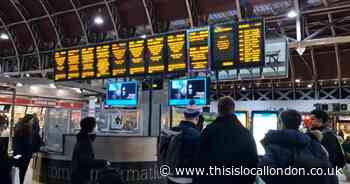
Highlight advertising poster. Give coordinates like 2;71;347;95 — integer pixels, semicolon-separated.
110;109;139;132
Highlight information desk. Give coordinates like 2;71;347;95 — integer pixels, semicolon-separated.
33;135;164;184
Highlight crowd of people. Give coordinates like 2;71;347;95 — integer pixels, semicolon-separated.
161;96;347;184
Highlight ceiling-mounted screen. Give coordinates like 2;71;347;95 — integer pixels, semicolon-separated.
128;39;146;75
167;32;187;73
146;35;166;74
212;23;237;70
95;44;111;78
234;111;248;128
169;77;209;106
105;81;138;107
54;51;67;81
187;27;210;72
111;42;128;77
252;111;278;155
80;47;95;79
67;49;80;80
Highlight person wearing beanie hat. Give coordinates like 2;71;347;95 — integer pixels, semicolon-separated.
309;110;345;170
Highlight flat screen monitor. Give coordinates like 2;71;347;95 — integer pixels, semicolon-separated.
252;111;278;155
169;77;209;106
234;111;248;128
105;81;138;107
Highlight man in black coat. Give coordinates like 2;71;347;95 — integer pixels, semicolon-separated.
71;117;107;184
198;96;258;184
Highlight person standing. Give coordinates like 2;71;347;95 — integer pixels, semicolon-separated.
310;110;345;169
71;117;107;184
13;114;35;184
198;96;258;184
0;115;10;184
259;110;333;184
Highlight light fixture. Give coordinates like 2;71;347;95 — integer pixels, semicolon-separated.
94;16;104;25
25;73;30;77
4;74;9;78
49;83;56;88
307;84;313;88
140;34;147;39
295;79;301;83
287;10;298;18
73;88;81;93
16;82;23;87
241;87;246;91
30;86;39;93
0;33;9;40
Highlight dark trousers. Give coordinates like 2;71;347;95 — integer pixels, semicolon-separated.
18;158;30;184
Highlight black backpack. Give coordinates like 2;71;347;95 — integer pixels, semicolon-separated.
97;167;125;184
288;145;334;184
159;129;184;171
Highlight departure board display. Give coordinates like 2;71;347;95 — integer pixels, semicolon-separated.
187;27;210;72
54;51;67;81
128;39;146;75
96;44;111;78
238;20;265;67
80;47;95;79
212;24;237;70
167;32;186;73
111;42;128;76
146;36;165;74
67;49;80;80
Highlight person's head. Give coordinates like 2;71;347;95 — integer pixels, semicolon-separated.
14;114;34;137
183;108;200;124
310;110;330;129
0;115;8;131
218;96;235;116
279;109;302;130
80;117;96;133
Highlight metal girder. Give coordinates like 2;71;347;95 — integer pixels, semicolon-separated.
185;0;194;28
103;0;119;40
294;0;302;42
305;18;318;81
289;35;350;48
68;0;89;44
8;0;41;71
142;0;154;35
37;0;62;48
0;17;20;72
235;0;242;20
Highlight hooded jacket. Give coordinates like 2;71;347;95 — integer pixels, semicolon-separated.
259;129;333;184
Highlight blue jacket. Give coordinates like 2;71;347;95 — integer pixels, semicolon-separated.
259;129;332;184
172;120;201;169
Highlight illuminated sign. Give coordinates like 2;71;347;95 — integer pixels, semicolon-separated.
212;24;237;70
80;47;95;79
95;44;111;78
54;51;67;81
67;49;80;80
167;32;186;73
187;27;210;72
111;42;128;76
128;39;145;75
238;20;265;67
146;36;165;74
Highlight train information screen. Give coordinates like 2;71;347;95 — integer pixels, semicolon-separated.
111;42;128;76
146;36;165;74
80;47;95;79
167;32;186;73
212;24;236;70
67;49;80;80
128;39;146;75
238;20;264;66
187;27;210;72
54;51;67;81
96;44;111;78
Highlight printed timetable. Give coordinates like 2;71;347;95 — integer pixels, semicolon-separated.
111;42;128;76
212;24;236;70
54;51;67;81
146;36;165;74
167;32;186;73
80;47;95;79
128;39;146;75
67;49;80;80
96;44;111;78
187;27;210;71
238;21;264;66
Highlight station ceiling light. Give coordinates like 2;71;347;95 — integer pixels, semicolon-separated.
307;84;313;88
287;10;298;18
49;83;56;88
25;73;30;77
94;16;104;25
140;34;147;39
295;79;301;83
16;82;23;87
73;88;82;94
0;33;9;40
241;87;246;91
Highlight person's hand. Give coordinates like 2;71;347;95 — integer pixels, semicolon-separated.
106;161;111;167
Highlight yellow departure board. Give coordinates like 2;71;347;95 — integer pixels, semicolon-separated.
128;39;145;75
111;42;127;76
67;49;80;79
213;24;237;70
167;32;186;72
54;51;67;81
187;27;210;71
96;44;111;78
80;47;95;79
238;21;264;66
146;36;165;74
